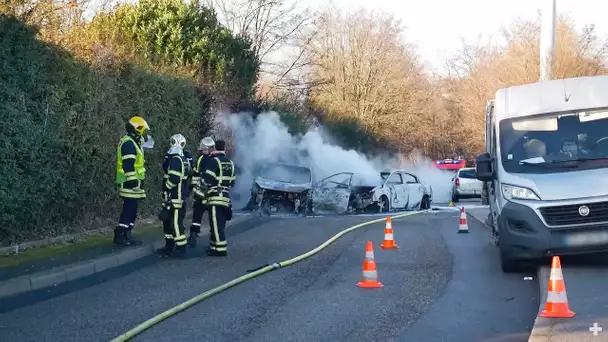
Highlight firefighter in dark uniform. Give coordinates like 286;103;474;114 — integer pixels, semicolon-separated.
163;145;194;204
200;140;235;256
188;137;215;248
114;116;150;246
157;134;190;257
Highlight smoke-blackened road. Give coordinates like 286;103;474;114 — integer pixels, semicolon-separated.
0;212;538;341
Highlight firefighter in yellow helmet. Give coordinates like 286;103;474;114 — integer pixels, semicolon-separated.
114;116;150;246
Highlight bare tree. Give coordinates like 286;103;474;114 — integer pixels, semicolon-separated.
202;0;314;89
442;14;608;155
1;0;94;40
301;5;441;153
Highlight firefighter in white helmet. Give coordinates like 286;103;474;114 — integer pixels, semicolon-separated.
157;134;189;258
188;137;215;247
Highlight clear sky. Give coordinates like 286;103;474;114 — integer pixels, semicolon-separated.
305;0;608;73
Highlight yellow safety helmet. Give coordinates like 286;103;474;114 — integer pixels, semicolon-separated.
128;116;150;136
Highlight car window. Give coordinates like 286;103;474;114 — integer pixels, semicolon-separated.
401;173;416;183
458;169;476;179
386;173;403;184
321;173;351;189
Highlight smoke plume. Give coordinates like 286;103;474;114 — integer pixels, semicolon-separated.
220;112;454;209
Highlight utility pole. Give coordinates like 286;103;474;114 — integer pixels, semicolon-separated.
539;0;556;81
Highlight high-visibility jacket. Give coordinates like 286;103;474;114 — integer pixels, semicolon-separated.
200;153;236;207
116;135;146;199
163;154;188;208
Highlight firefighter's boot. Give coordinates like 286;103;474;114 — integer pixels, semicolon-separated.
174;245;188;259
113;228;130;246
206;248;227;257
187;233;198;248
124;229;142;246
156;238;175;258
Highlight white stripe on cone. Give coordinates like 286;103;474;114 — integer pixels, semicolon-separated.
547;291;568;303
362;270;378;280
549;268;564;280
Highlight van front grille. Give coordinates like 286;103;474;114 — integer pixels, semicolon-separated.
540;201;608;226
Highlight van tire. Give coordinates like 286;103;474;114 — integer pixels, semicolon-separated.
452;193;459;203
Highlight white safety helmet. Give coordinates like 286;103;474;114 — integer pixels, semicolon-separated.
167;133;186;156
199;136;215;150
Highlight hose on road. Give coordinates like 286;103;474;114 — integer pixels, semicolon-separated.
110;210;427;342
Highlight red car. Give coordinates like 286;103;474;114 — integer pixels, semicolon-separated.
433;159;466;172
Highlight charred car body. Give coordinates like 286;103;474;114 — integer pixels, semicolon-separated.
244;163;313;215
312;170;433;214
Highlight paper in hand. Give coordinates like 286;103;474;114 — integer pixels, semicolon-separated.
142;135;155;149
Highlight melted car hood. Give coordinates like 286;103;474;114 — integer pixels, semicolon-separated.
255;177;312;193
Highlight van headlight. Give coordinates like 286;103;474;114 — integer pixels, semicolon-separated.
501;184;540;201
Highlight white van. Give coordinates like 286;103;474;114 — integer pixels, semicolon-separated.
475;75;608;273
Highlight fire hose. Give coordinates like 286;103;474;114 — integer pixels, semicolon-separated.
110;210;427;341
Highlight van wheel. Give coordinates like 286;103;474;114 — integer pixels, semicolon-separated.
452;194;459;203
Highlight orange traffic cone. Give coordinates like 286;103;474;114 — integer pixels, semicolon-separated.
364;240;375;261
540;256;575;318
380;217;399;249
357;241;384;288
458;207;469;233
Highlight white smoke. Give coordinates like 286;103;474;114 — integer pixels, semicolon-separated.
221;111;454;208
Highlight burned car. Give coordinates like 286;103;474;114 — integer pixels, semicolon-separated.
244;163;313;215
311;170;433;214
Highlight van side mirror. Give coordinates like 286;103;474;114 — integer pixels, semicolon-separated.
475;152;494;182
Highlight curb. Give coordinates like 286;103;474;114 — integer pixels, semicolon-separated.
528;266;552;341
0;217;157;257
0;240;165;299
0;215;252;300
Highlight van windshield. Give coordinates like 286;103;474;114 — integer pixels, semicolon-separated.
499;109;608;173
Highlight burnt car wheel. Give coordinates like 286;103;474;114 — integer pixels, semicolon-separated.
259;200;272;216
420;195;431;210
378;195;389;213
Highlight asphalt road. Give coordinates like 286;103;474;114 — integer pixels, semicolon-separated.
0;207;539;342
467;203;608;341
